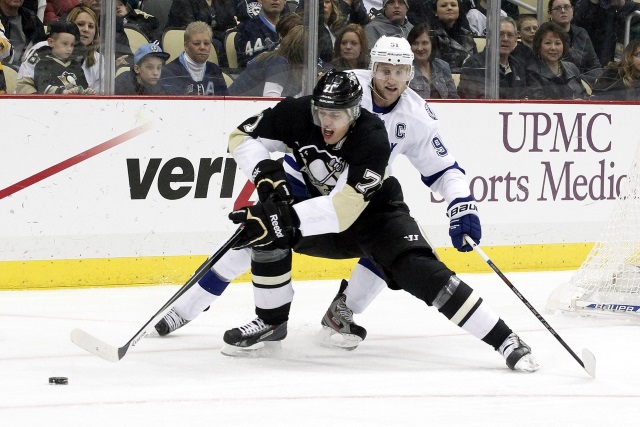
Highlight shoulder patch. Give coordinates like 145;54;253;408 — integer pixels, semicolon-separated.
28;53;40;65
424;102;437;120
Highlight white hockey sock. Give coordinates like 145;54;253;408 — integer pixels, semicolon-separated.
174;284;219;321
344;261;386;314
457;300;500;341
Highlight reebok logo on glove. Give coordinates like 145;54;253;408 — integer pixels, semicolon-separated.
270;214;284;238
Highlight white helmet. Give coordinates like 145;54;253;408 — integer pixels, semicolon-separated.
369;36;414;81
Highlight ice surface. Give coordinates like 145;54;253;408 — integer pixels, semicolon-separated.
1;271;638;426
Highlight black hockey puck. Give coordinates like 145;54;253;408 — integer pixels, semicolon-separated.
48;377;68;385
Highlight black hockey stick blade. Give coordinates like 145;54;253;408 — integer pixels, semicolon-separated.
463;235;596;378
71;225;245;362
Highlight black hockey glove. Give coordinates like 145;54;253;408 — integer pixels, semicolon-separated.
447;196;481;252
228;201;297;249
252;159;294;204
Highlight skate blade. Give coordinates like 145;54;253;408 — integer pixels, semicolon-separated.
513;353;541;373
220;341;282;358
317;326;362;351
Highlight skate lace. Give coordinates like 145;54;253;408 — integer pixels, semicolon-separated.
498;333;519;359
238;318;267;336
335;296;354;323
164;308;186;330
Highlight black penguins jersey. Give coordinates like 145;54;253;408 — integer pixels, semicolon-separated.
18;49;89;94
229;95;393;237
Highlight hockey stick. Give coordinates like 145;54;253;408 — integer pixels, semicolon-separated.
70;226;245;362
463;235;596;378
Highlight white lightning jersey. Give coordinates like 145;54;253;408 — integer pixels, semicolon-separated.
352;69;471;205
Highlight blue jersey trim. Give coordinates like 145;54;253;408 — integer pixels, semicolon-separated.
421;161;465;187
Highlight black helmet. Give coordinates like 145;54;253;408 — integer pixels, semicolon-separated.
312;70;363;109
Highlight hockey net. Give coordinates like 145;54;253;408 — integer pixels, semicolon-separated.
546;144;640;317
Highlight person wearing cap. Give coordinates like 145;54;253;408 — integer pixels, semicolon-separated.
15;19;93;93
115;41;168;95
363;0;412;49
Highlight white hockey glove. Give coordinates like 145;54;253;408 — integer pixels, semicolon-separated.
447;196;481;252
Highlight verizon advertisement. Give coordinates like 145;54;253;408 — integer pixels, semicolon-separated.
1;99;637;263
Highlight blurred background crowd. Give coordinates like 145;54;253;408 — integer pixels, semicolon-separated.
1;0;640;99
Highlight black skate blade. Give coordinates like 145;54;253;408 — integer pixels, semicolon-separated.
220;341;282;358
317;326;362;351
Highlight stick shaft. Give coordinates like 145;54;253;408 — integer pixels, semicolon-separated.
463;236;587;370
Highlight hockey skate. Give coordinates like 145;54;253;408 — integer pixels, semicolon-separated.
319;281;367;351
498;333;540;372
221;317;287;357
153;308;190;337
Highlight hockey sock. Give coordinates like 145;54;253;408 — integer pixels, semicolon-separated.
434;276;511;347
252;248;294;325
344;258;386;314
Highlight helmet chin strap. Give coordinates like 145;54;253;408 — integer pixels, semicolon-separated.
369;80;389;103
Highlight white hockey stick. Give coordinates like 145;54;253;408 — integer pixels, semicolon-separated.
464;235;596;378
71;226;245;362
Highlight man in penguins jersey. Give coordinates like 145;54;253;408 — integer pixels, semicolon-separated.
156;40;539;372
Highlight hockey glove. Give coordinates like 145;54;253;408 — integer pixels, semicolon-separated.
228;201;297;249
447;196;481;252
252;159;294;204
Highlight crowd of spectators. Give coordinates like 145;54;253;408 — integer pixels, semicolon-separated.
1;0;640;99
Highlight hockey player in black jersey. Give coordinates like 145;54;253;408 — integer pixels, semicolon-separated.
221;70;540;372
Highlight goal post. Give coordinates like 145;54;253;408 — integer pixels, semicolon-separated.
546;143;640;317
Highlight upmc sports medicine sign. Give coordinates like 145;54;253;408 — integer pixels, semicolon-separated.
1;98;637;263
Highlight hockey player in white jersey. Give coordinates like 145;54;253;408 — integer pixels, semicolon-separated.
155;37;539;372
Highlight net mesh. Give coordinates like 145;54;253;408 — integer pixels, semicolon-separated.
547;144;640;315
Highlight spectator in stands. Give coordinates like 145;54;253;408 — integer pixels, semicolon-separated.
317;0;347;63
115;0;160;42
407;21;458;98
0;19;10;59
547;0;601;74
0;21;12;92
525;21;588;99
16;5;102;92
458;16;526;98
66;5;102;91
235;0;284;68
510;13;536;66
236;0;261;22
0;0;47;65
592;39;640;100
327;23;368;71
275;11;301;39
574;0;640;67
466;0;506;37
364;0;413;49
296;0;369;26
165;0;236;57
160;20;228;95
229;24;304;96
430;0;476;73
338;0;370;26
76;0;133;69
44;0;79;24
115;40;169;94
15;20;94;93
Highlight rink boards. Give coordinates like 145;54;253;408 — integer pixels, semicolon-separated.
1;97;637;289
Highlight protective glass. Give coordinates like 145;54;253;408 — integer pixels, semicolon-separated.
311;106;359;128
372;65;412;82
